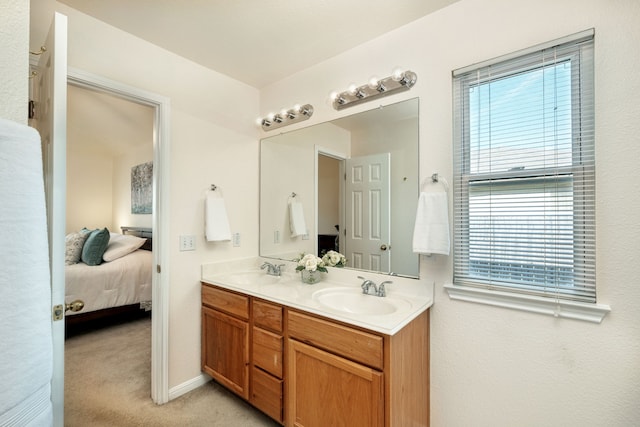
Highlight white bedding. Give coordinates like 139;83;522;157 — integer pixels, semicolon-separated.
65;249;152;316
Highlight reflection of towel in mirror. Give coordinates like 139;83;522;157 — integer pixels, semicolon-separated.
412;192;450;255
205;191;232;241
289;200;307;238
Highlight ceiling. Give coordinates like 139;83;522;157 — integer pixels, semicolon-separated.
58;0;460;89
67;84;154;156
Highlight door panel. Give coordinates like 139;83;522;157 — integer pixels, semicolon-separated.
31;12;68;427
345;153;390;272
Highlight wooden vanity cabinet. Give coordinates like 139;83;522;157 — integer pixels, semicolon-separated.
202;282;430;426
201;285;250;399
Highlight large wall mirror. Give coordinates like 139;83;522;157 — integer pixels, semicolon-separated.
260;97;419;278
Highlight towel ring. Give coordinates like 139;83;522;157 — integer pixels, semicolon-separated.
421;173;449;192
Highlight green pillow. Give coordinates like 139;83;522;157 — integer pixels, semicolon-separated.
81;227;110;266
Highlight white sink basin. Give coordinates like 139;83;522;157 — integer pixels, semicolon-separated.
312;287;412;316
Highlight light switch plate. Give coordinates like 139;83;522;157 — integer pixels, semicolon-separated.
179;235;196;251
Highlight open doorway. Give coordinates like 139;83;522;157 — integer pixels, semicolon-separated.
63;82;155;418
64;69;170;406
317;152;343;256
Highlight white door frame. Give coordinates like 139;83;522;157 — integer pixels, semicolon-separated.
66;67;171;404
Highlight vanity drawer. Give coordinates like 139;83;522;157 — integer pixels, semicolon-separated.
251;366;283;423
201;284;249;320
253;327;283;378
287;310;384;370
253;299;283;333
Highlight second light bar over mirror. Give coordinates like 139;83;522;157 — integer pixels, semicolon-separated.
331;69;417;110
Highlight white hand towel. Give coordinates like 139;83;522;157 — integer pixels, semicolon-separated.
205;190;232;241
412;192;450;255
0;119;53;425
289;200;307;238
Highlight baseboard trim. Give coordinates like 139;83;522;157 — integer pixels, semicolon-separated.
168;374;211;401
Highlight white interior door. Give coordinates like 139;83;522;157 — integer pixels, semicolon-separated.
31;12;68;427
345;153;390;272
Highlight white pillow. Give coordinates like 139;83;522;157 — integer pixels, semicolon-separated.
102;233;147;262
65;232;89;265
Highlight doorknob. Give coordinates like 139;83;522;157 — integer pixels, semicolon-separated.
65;300;85;313
380;244;389;251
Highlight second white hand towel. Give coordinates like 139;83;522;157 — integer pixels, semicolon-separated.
412;191;450;255
205;190;232;241
289;200;307;238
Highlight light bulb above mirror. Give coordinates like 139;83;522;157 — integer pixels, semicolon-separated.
331;69;417;110
258;103;314;131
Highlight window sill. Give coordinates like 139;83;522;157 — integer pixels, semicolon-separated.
443;284;610;323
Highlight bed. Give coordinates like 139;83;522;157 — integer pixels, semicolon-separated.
64;226;153;334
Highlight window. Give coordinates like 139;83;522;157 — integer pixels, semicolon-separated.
452;31;596;306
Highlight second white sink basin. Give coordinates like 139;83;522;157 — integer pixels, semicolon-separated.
312;287;412;316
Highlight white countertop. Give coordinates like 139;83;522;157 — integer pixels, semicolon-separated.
201;257;433;335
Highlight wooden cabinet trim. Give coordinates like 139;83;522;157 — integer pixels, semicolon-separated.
202;284;249;319
253;299;283;333
251;366;283;423
253;326;284;379
287;309;384;370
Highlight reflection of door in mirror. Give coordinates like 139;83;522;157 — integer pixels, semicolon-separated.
317;153;342;256
345;153;390;272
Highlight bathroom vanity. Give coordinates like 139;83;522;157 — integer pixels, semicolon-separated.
201;259;431;427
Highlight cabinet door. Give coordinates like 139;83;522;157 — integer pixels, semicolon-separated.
202;306;249;399
287;340;384;427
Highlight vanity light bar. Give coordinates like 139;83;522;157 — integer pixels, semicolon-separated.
331;70;417;110
258;104;314;131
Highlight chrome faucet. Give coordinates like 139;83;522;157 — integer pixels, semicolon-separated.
358;276;391;297
261;262;284;276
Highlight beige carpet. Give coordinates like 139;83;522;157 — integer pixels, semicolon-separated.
65;316;280;427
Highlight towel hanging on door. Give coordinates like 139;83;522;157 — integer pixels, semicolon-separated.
0;118;53;425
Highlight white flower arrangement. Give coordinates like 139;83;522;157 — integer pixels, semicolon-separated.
295;253;327;273
321;250;347;268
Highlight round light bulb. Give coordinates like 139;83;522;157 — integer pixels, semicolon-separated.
255;117;263;126
266;112;275;121
392;67;404;81
348;83;358;95
368;76;380;89
293;104;301;112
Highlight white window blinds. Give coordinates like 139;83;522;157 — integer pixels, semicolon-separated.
452;31;595;303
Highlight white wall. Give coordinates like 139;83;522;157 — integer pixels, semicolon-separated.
260;0;640;425
1;0;29;123
52;2;261;389
66;145;113;233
